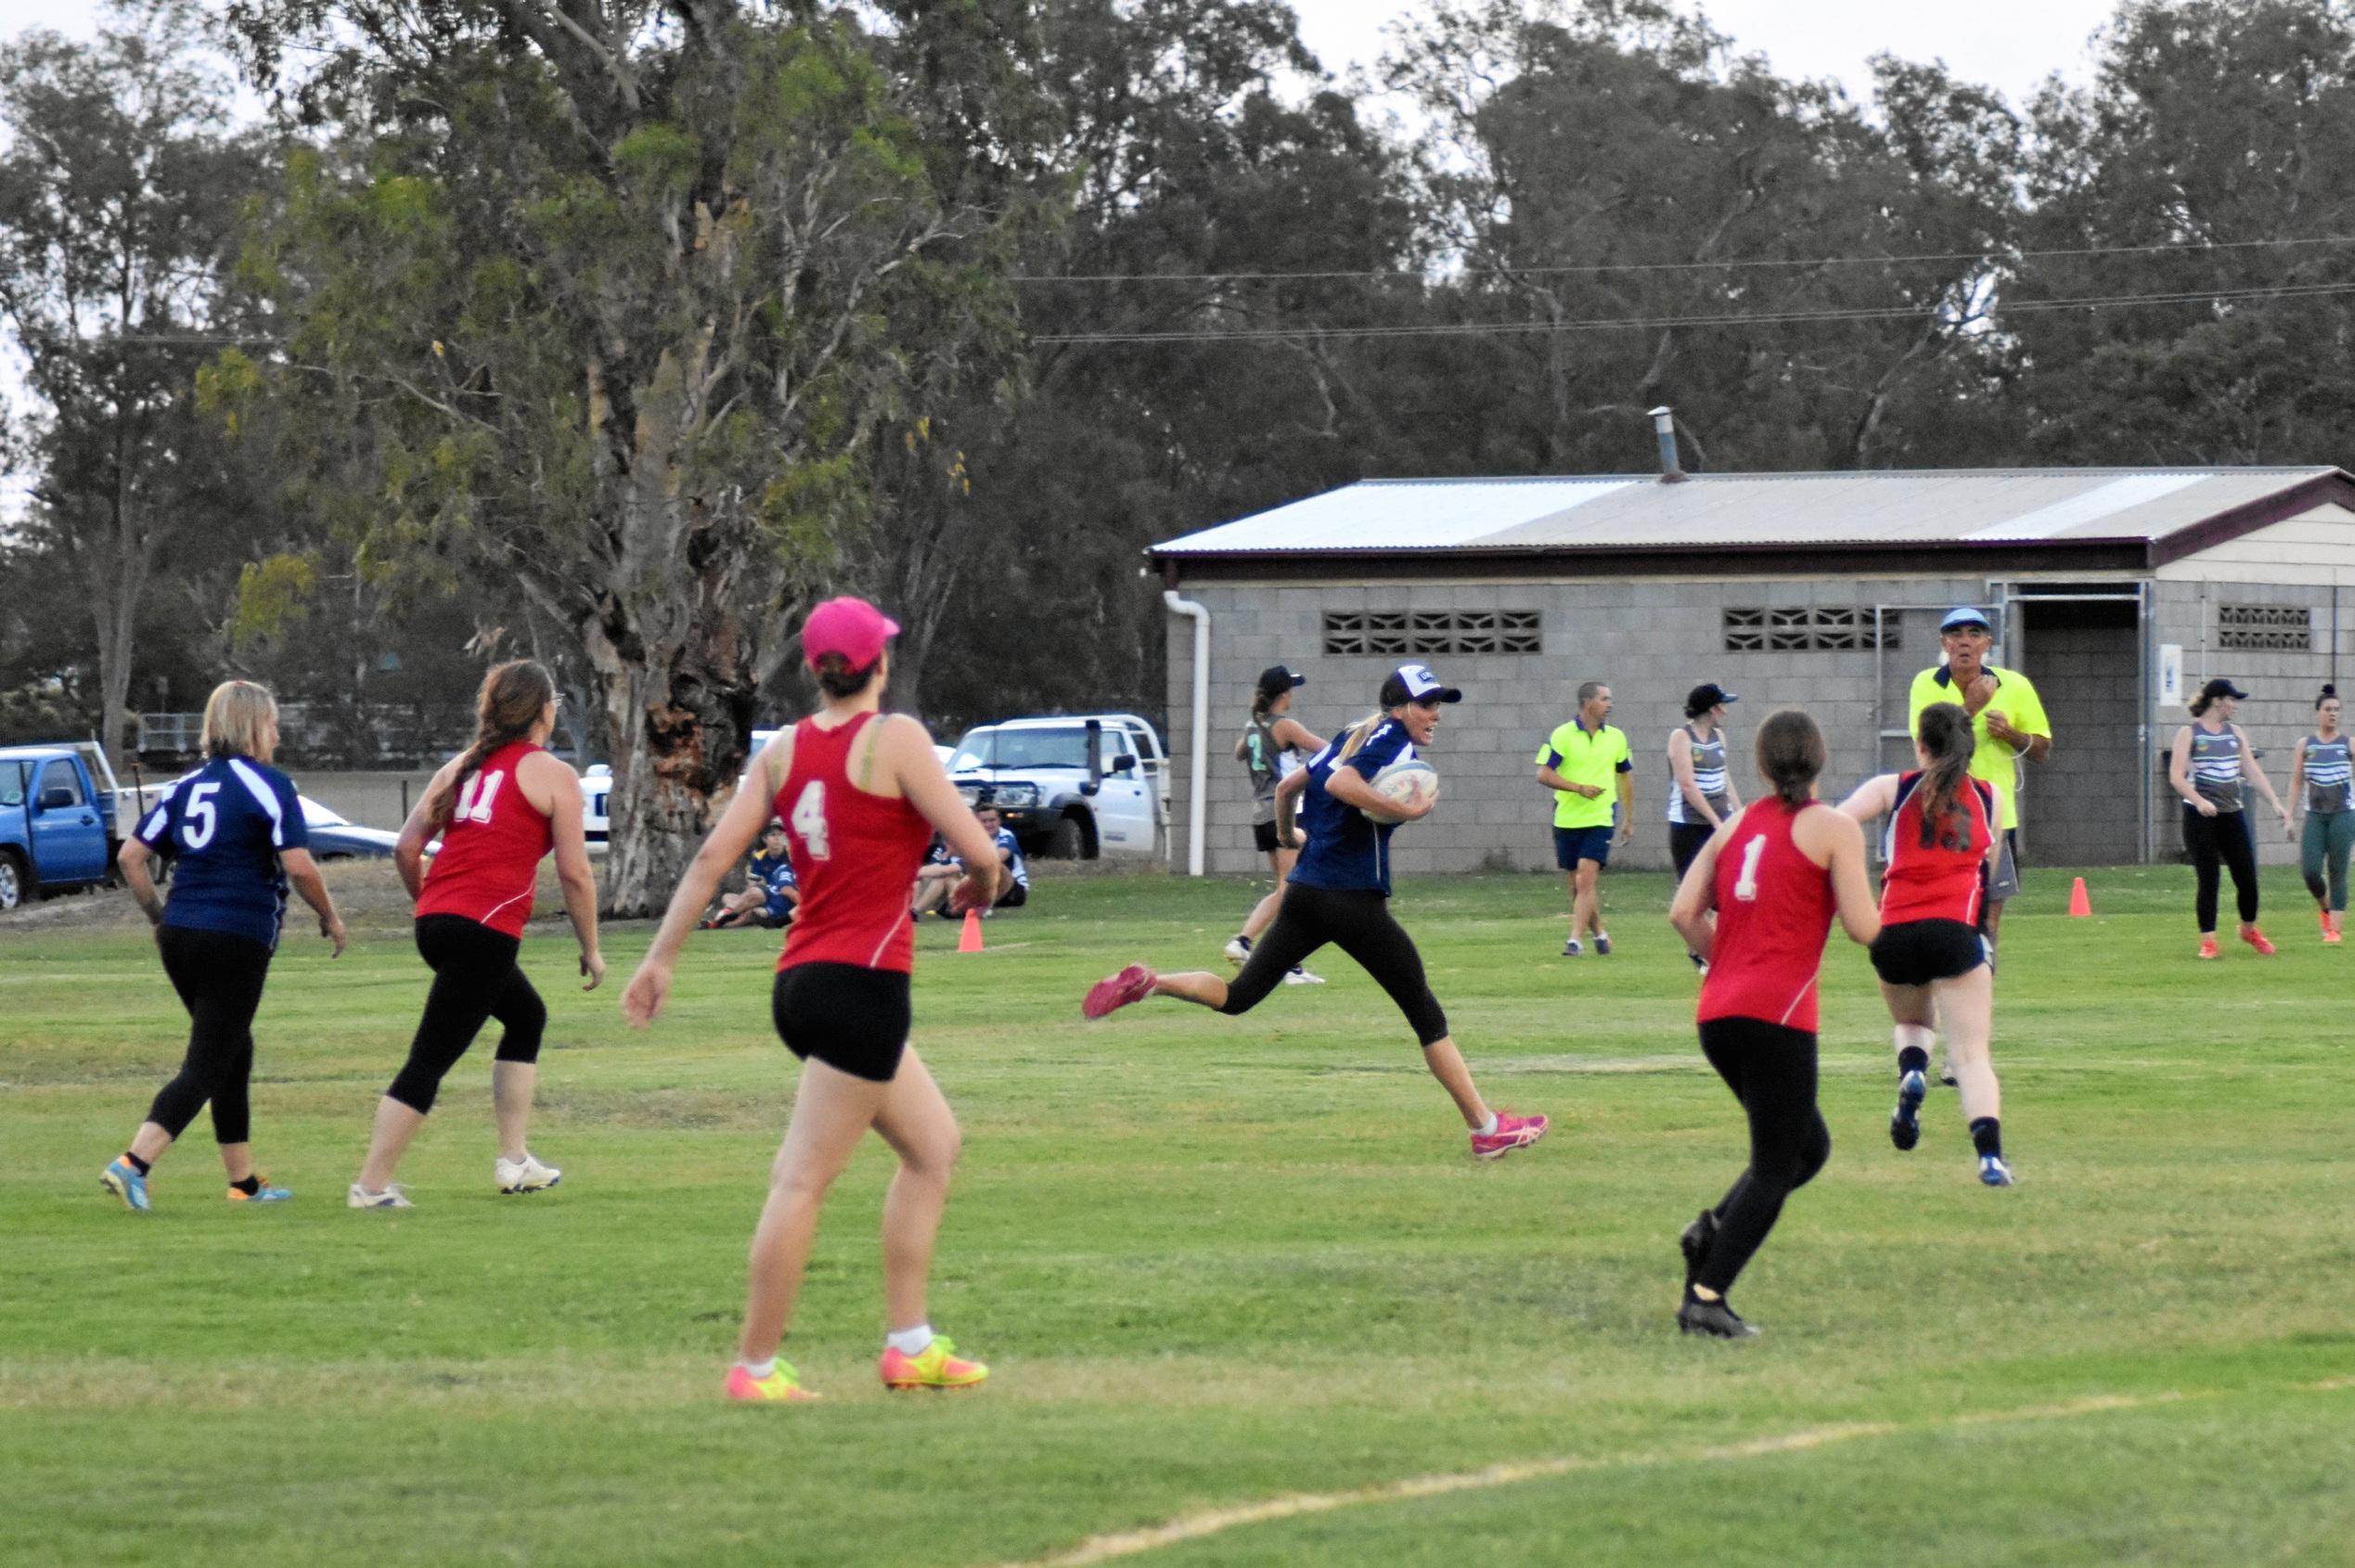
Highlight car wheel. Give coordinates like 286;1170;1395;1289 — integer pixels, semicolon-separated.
1043;813;1086;860
0;850;25;911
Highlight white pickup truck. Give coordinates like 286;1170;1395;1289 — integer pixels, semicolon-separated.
946;713;1167;860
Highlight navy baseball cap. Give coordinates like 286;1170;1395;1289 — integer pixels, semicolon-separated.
1393;663;1462;704
1685;683;1738;714
1255;665;1306;699
1940;606;1993;632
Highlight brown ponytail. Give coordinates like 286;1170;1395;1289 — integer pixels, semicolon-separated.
1754;709;1825;810
1914;701;1976;852
814;651;881;700
427;660;556;829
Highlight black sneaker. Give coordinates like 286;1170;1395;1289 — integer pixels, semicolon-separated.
1890;1068;1925;1151
1937;1062;1959;1087
1687;950;1707;973
1679;1209;1718;1292
1677;1293;1759;1339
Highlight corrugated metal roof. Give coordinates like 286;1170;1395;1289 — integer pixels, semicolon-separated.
1149;468;2348;556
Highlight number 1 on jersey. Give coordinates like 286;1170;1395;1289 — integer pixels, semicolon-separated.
1732;833;1768;902
791;780;830;859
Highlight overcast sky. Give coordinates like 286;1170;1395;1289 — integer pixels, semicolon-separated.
1289;0;2117;109
2;0;2124;108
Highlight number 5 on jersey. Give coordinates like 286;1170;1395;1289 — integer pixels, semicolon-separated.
791;780;830;859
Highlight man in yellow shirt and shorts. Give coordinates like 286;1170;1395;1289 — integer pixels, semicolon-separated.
1538;681;1634;957
1907;605;2053;953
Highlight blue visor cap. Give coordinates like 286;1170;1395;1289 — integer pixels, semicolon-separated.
1940;606;1993;632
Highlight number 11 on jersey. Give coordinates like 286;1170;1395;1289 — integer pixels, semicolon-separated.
791;781;830;859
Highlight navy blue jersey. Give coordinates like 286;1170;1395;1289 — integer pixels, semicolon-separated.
758;854;799;919
994;827;1029;891
135;756;308;950
1290;719;1415;896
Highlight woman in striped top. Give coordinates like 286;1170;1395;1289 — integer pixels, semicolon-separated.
1667;684;1742;971
2291;684;2354;945
2168;678;2290;959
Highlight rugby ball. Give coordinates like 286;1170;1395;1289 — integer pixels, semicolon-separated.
1362;758;1439;825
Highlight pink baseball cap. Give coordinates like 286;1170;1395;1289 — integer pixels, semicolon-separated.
801;596;900;670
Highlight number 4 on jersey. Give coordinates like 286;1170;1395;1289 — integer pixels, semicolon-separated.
791;780;830;859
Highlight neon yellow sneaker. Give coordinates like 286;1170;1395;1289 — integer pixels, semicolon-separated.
880;1336;988;1392
725;1361;819;1403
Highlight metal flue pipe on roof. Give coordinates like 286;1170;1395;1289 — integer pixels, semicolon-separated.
1649;406;1686;483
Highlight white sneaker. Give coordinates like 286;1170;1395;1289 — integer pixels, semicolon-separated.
1223;936;1252;967
496;1153;562;1194
1282;967;1325;985
348;1183;413;1210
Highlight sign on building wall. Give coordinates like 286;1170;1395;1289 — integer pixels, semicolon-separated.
2158;643;2183;707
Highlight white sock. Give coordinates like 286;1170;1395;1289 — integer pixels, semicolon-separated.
1475;1112;1499;1137
886;1324;933;1356
741;1357;777;1380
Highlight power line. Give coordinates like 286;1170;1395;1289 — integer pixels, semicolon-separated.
1030;279;2355;345
1012;234;2355;286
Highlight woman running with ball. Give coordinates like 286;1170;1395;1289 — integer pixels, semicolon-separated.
1083;663;1548;1160
624;598;1007;1404
1839;702;2014;1187
1667;709;1878;1337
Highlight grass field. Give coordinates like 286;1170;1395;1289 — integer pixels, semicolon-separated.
5;863;2352;1567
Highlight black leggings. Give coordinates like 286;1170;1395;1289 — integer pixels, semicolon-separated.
1219;882;1448;1045
1693;1017;1831;1295
146;926;275;1144
1669;821;1716;880
387;915;547;1113
2184;807;2259;932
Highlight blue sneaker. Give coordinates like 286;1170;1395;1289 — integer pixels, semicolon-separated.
227;1178;292;1203
1890;1070;1925;1151
1978;1154;2015;1188
1593;932;1613;956
102;1159;151;1213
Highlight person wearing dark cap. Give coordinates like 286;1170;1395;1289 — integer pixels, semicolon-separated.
1667;684;1743;970
1225;665;1324;984
1082;664;1550;1162
2169;678;2290;958
1906;608;2051;954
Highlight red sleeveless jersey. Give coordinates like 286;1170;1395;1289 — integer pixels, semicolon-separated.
773;712;933;974
417;740;555;938
1697;800;1837;1032
1881;772;1997;926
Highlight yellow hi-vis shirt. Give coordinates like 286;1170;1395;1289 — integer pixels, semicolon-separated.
1907;662;2051;833
1538;718;1631;829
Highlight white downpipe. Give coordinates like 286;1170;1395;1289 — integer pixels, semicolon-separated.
1164;589;1211;876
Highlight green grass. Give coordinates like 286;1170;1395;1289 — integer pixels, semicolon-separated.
5;864;2352;1566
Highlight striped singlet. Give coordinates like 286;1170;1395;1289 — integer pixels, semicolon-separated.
2303;733;2353;814
1667;724;1731;826
2188;724;2245;813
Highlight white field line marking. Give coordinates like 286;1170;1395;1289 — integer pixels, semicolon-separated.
993;1385;2344;1568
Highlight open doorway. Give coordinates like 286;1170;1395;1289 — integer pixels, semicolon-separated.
2014;596;2143;866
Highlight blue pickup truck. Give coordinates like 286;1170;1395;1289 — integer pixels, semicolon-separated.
0;743;123;911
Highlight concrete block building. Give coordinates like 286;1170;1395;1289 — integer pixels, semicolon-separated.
1151;466;2355;877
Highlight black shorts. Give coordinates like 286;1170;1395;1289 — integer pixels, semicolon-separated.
1253;819;1283;854
771;962;911;1083
1869;919;1987;987
1669;821;1716;879
997;882;1028;909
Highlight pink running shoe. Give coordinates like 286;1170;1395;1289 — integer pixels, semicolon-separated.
2242;925;2276;957
1471;1111;1549;1161
1082;963;1157;1020
725;1362;819;1403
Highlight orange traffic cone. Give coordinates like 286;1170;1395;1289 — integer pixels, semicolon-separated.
958;908;985;953
2067;877;2091;918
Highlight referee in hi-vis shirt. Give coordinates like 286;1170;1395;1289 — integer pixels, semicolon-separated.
1907;606;2052;953
1537;681;1633;957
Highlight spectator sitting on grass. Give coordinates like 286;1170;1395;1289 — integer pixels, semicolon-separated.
911;803;1028;917
707;821;799;930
